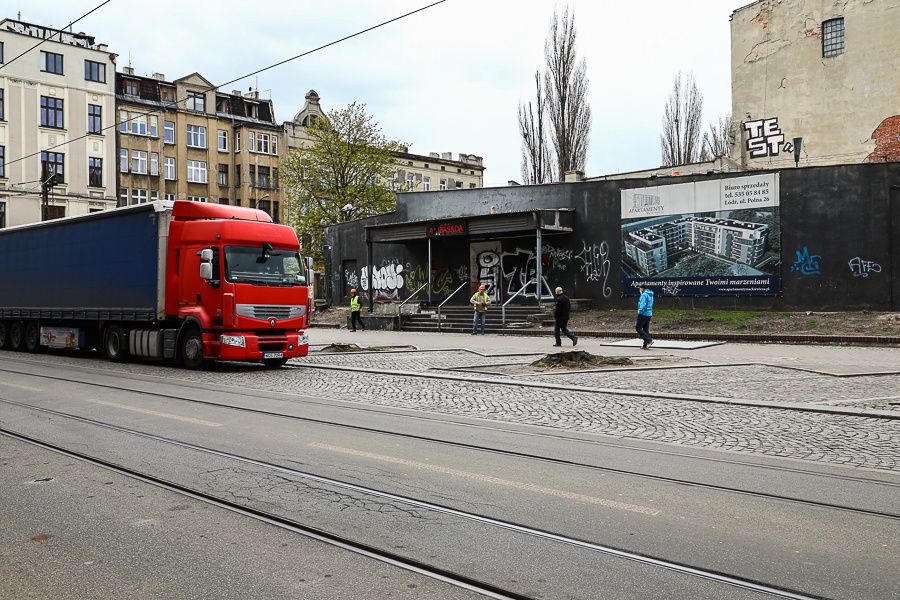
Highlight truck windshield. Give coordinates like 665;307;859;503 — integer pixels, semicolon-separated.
224;246;306;286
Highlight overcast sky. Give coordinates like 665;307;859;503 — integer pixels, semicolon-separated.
15;0;740;186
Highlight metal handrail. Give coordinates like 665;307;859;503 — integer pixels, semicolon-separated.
437;281;470;332
397;283;428;329
501;278;554;325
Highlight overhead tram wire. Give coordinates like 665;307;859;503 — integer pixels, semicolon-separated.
0;0;115;70
3;0;450;170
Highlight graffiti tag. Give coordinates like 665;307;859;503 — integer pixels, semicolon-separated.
576;241;613;298
744;117;786;158
790;247;821;276
848;257;881;278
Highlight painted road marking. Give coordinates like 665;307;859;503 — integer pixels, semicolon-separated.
310;442;660;516
86;399;222;427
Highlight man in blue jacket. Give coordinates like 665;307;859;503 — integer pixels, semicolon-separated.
636;284;654;349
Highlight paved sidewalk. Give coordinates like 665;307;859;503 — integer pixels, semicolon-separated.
310;327;900;377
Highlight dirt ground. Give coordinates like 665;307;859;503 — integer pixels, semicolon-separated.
312;305;900;337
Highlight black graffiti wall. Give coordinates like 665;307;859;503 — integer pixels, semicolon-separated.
324;163;900;311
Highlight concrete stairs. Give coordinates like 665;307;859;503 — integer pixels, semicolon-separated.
399;304;549;334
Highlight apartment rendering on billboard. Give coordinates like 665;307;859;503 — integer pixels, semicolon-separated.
621;174;781;296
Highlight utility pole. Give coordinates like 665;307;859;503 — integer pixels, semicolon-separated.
41;164;57;221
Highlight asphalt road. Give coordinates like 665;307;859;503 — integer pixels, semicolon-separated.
0;334;897;599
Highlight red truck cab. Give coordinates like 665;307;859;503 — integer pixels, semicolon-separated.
165;201;310;368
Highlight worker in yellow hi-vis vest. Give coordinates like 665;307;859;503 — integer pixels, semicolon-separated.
349;289;366;332
470;284;490;335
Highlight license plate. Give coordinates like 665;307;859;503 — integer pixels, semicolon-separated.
263;352;284;359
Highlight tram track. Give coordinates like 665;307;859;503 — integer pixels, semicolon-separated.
1;354;897;598
0;420;832;600
0;362;897;520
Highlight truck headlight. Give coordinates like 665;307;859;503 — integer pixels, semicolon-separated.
220;335;246;348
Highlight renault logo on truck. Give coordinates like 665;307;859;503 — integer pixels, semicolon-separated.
269;318;277;328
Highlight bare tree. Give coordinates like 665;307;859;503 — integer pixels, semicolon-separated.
544;7;591;179
518;71;553;184
660;71;704;167
701;114;734;160
519;7;591;182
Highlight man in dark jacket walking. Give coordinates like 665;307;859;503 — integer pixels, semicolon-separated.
552;287;578;347
636;284;654;349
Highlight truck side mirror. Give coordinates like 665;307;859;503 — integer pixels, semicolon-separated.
200;248;213;280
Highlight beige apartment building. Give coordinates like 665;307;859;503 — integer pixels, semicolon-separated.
0;18;118;228
284;89;484;194
117;70;283;221
730;0;900;169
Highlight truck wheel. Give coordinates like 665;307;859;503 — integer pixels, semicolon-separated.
179;327;205;369
103;326;129;362
262;357;289;368
24;322;42;353
9;322;24;352
0;322;8;350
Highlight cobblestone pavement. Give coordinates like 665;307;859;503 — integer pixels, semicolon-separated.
5;336;899;473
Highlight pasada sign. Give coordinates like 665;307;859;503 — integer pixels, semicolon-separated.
426;221;467;237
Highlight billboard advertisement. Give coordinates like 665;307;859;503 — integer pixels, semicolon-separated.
621;174;781;296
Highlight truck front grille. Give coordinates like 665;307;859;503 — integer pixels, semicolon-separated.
235;304;306;320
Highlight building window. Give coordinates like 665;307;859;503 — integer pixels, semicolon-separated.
456;181;463;189
186;91;205;112
41;152;65;183
165;193;176;201
131;150;148;174
164;157;175;180
120;149;128;172
0;145;5;178
150;152;159;176
0;42;3;64
0;202;5;228
124;79;139;96
258;166;271;188
235;165;241;186
132;188;148;205
218;164;228;186
248;165;256;187
187;196;207;202
130;113;147;135
164;121;175;144
149;115;158;137
151;190;159;201
406;173;415;191
88;104;102;134
187;125;206;148
120;187;128;204
440;178;447;190
40;96;64;128
235;132;240;152
218;129;228;151
40;51;63;74
45;206;66;220
161;86;175;104
187;160;207;183
823;18;845;57
423;176;431;191
84;60;106;82
469;183;477;189
0;88;4;121
88;157;102;187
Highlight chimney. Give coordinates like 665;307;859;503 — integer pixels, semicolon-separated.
441;152;452;160
152;72;165;81
564;170;585;183
122;67;134;75
232;90;242;96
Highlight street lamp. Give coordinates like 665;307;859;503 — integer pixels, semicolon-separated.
256;193;270;217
